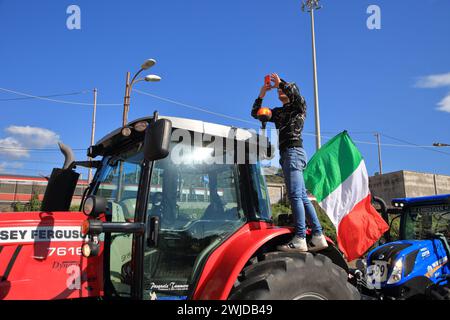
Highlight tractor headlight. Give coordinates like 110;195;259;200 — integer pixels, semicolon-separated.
82;195;107;217
133;121;148;132
387;258;403;284
82;241;100;257
83;196;95;216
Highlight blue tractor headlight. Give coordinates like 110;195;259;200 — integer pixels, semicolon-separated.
387;258;403;284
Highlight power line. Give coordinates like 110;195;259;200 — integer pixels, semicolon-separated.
0;146;85;152
134;90;449;151
0;147;85;151
381;133;450;156
0;159;61;165
0;90;90;102
0;87;121;106
2;87;448;154
134;89;259;126
0;167;52;173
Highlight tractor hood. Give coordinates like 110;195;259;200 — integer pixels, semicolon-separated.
367;240;435;263
0;211;103;300
367;239;449;290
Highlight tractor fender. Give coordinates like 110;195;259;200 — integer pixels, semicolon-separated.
192;222;346;300
192;222;291;300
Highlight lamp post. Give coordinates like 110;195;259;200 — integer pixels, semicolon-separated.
122;59;161;128
87;88;97;183
302;0;322;151
117;59;161;201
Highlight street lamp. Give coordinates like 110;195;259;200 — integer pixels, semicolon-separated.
122;59;161;128
132;74;162;85
433;143;450;147
302;0;322;151
141;59;156;70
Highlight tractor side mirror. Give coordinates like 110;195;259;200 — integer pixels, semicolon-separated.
143;118;172;162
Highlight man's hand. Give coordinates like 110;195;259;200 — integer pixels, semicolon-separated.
258;83;272;99
271;73;281;88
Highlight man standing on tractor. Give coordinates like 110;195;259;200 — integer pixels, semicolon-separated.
251;73;328;252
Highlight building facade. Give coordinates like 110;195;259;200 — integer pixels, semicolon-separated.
0;174;88;212
369;170;450;206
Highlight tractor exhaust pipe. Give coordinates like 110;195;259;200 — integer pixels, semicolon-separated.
41;142;80;212
58;141;75;169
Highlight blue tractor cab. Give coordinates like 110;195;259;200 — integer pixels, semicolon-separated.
363;194;450;299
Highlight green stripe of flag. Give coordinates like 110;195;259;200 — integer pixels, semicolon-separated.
304;131;363;202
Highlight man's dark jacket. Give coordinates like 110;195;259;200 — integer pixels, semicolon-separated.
251;80;307;152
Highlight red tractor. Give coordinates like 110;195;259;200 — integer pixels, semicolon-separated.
0;113;359;300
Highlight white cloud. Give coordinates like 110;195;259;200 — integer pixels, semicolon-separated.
415;72;450;113
0;137;29;158
5;125;60;148
0;161;24;173
416;72;450;88
0;126;60;159
437;93;450;113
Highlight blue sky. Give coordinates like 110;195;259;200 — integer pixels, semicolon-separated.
0;0;449;179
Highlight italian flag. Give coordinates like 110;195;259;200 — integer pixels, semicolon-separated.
304;131;389;261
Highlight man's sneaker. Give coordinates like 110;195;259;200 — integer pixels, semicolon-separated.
308;234;329;252
277;236;308;252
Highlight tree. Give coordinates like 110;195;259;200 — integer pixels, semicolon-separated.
271;200;337;243
12;202;25;212
28;191;42;211
12;191;42;212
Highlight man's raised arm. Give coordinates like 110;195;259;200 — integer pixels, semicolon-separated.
251;84;271;119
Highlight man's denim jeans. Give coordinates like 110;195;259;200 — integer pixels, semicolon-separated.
280;147;323;238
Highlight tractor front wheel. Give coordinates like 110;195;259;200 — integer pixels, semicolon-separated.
229;252;360;300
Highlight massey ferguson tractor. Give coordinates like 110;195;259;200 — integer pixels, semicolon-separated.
0;113;359;300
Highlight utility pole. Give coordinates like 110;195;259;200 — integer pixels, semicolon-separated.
302;0;322;151
375;132;383;175
88;88;97;183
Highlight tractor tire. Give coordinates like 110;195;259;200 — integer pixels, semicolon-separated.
229;252;360;300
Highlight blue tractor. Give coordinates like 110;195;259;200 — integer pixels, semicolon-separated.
357;194;450;300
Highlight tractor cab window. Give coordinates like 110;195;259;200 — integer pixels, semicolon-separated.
94;148;143;298
249;163;272;221
142;146;246;300
403;204;450;241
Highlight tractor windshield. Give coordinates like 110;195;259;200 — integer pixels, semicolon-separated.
91;132;271;299
142;144;249;299
403;203;450;241
91;144;143;297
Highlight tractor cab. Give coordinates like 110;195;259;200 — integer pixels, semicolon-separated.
79;115;274;299
363;195;450;299
393;195;450;242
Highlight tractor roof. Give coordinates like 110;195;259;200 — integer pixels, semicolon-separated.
392;194;450;207
89;115;269;158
